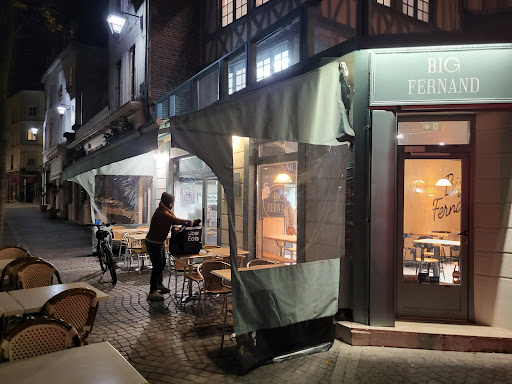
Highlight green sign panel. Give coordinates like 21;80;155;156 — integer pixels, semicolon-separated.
370;44;512;106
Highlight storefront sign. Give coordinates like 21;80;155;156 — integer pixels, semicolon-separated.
370;44;512;106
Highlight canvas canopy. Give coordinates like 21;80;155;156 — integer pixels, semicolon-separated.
164;60;353;336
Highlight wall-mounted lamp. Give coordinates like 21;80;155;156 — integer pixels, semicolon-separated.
30;127;39;135
274;173;292;184
435;178;453;187
107;12;143;34
57;105;71;115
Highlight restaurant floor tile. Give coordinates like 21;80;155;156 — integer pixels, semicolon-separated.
2;205;512;384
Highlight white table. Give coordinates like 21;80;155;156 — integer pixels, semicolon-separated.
211;263;286;282
8;282;109;314
0;341;148;384
413;239;460;247
0;291;24;317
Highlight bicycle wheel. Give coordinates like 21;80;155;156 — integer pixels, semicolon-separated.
98;244;107;272
102;243;117;285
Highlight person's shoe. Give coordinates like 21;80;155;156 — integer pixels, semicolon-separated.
147;291;164;301
157;284;171;294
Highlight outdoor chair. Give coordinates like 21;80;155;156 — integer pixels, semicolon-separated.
0;257;44;291
247;259;275;268
17;258;62;289
0;246;31;260
111;226;128;258
40;287;99;345
197;261;231;315
220;294;233;350
129;239;151;274
180;262;203;311
0;318;80;362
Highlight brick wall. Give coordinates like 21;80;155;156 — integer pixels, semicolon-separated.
148;0;202;116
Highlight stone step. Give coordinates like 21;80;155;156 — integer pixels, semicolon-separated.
336;320;512;353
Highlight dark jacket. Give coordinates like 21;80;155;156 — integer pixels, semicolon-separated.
146;202;192;244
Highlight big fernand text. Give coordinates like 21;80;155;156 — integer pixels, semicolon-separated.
408;57;480;95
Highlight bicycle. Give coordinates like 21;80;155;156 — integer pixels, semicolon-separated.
92;221;117;285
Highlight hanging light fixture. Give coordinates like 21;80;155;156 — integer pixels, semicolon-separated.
274;173;292;183
435;178;453;187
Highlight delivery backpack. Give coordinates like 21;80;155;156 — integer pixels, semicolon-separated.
169;226;202;255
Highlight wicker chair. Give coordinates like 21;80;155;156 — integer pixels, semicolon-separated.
17;259;62;289
0;246;31;260
40;288;99;345
0;257;44;291
197;261;231;315
0;318;80;362
111;226;127;258
247;259;275;268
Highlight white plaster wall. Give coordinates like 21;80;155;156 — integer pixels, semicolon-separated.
474;111;512;331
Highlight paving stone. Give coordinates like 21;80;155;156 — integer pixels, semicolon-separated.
2;205;512;384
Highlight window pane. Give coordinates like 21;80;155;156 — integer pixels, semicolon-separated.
255;18;300;82
228;53;246;95
258;161;298;262
95;175;153;224
222;0;234;27
397;121;470;146
197;69;219;109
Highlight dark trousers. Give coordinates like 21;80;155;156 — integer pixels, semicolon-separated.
146;240;165;293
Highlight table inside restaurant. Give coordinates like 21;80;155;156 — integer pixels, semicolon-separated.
0;341;149;384
263;234;297;257
413;238;460;247
111;228;148;235
7;282;109;315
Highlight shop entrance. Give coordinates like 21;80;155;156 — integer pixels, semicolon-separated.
396;119;471;320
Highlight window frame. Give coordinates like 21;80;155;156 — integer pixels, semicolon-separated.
220;0;248;27
28;106;37;117
376;0;432;23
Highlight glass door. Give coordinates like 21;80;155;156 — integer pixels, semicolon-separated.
173;156;219;245
397;154;469;320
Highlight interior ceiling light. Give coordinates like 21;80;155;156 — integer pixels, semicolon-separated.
435;178;453;187
274;173;292;183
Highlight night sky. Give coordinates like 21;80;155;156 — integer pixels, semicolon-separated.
9;0;109;95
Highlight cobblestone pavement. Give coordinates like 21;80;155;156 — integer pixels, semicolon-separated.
2;205;512;384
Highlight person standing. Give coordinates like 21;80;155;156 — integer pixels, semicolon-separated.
145;192;200;301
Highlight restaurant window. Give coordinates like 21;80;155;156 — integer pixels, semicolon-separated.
397;121;470;146
257;141;298;263
403;0;429;22
94;175;152;224
256;18;300;82
228;54;246;95
221;0;247;27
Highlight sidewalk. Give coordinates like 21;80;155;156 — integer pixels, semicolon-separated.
2;205;512;384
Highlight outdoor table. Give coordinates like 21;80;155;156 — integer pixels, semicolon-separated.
7;282;109;315
0;341;149;384
0;291;24;337
206;247;249;267
211;263;286;282
263;234;297;257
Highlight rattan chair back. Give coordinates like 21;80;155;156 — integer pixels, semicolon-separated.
0;257;44;291
0;318;80;361
17;259;62;289
247;259;274;267
0;246;31;260
40;288;99;344
198;261;231;293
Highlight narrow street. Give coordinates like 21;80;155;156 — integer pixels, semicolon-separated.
2;205;512;384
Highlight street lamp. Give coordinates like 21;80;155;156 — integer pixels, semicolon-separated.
30;127;39;135
57;105;72;115
107;12;143;34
